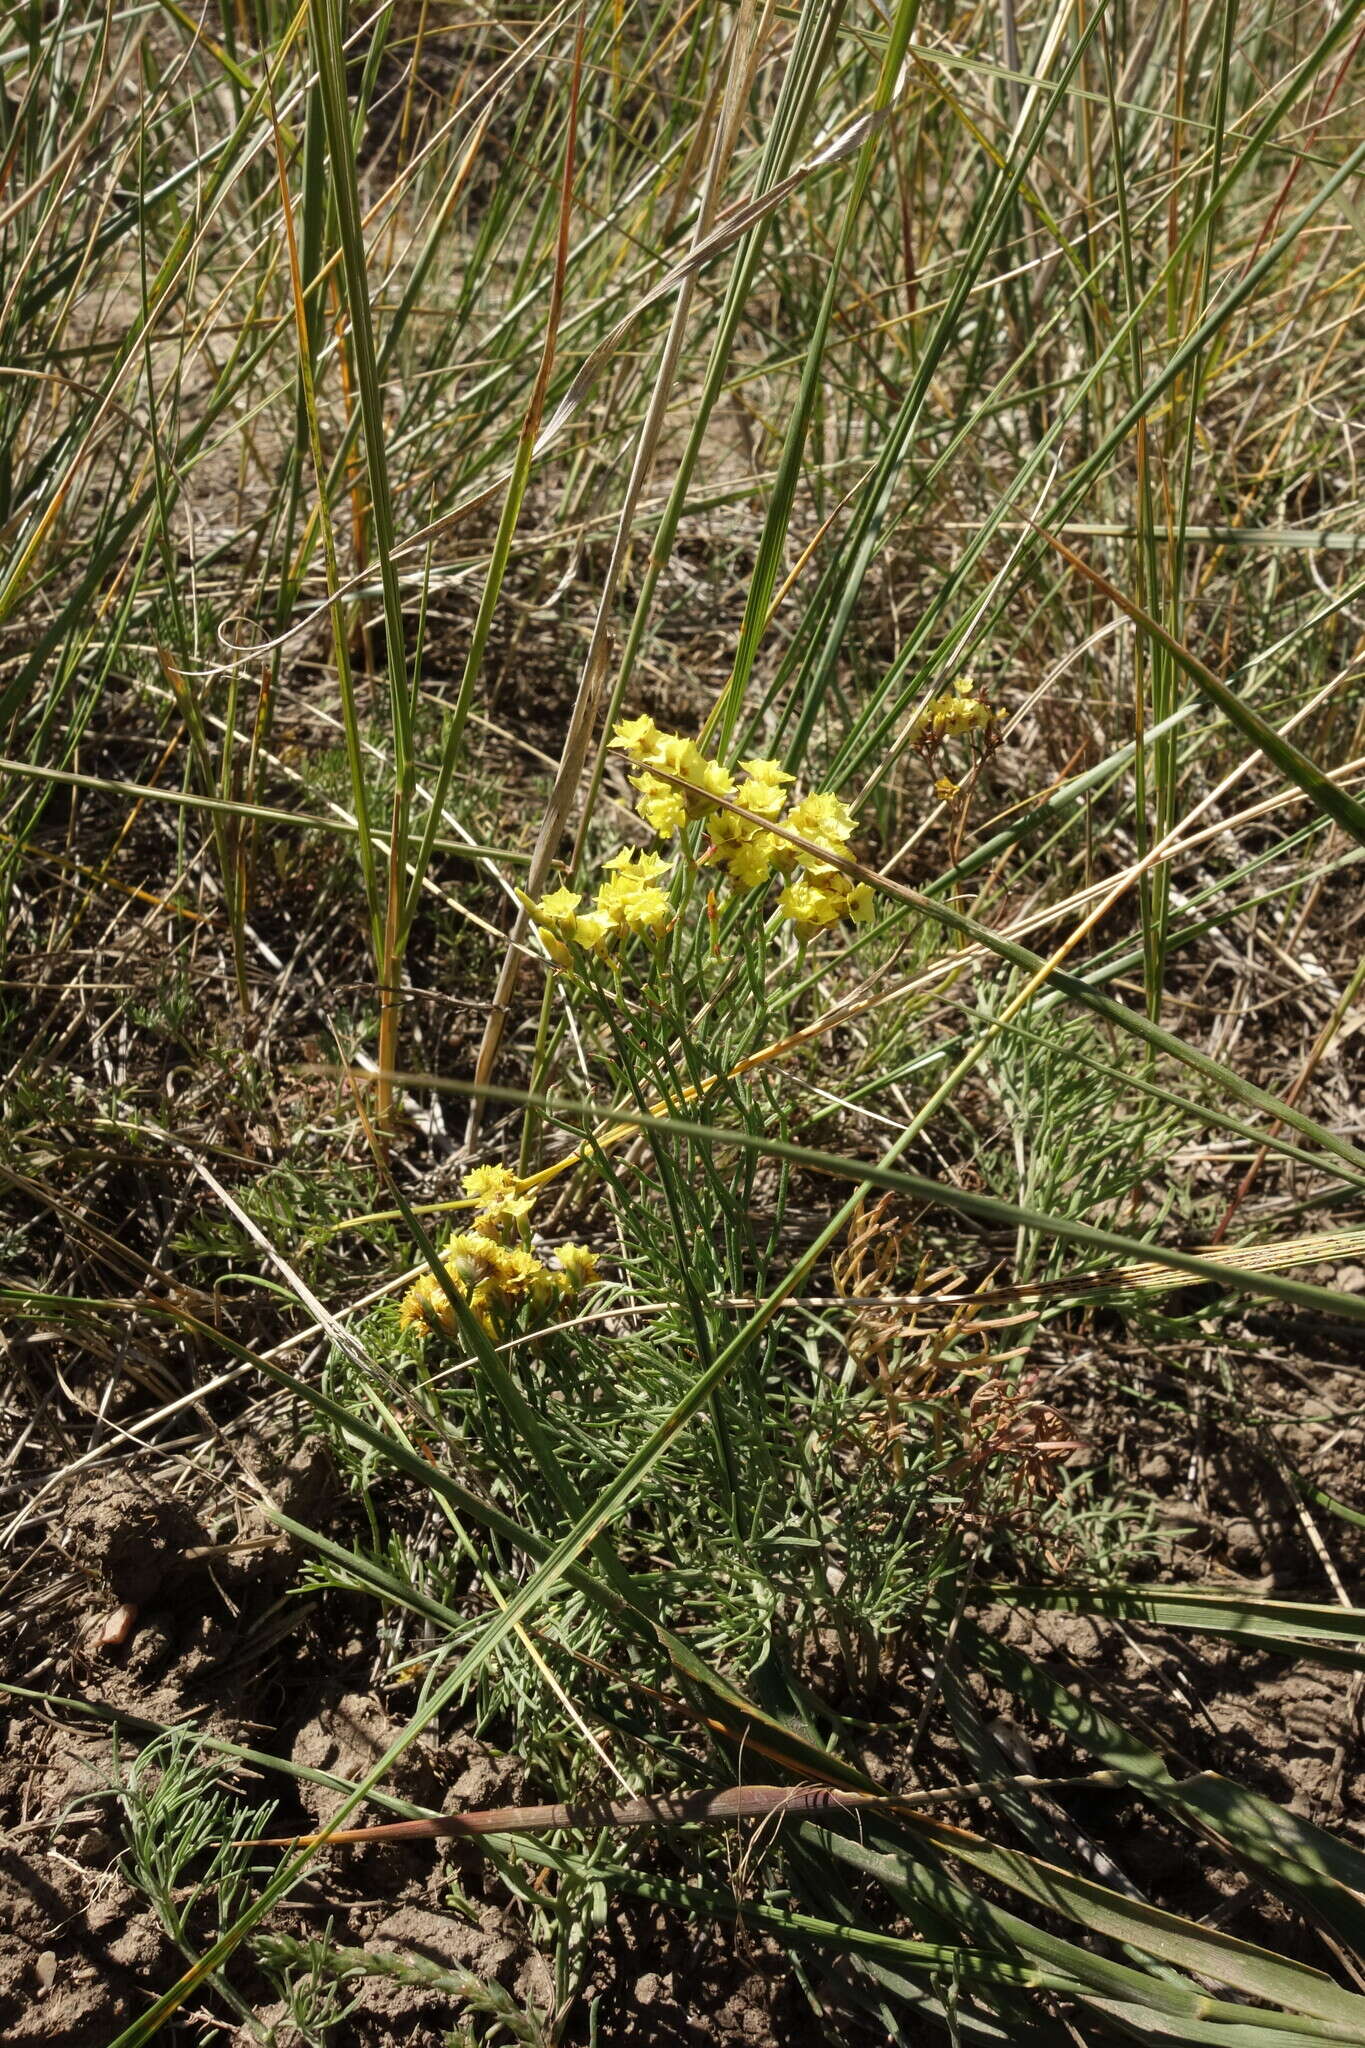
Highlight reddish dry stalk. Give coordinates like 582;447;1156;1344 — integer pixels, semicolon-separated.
241;1773;1120;1850
248;1785;888;1849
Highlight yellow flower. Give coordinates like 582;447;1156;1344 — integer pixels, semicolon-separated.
610;713;662;761
569;910;613;956
398;1274;435;1331
648;731;696;775
783;791;856;867
402;1231;607;1340
472;1191;536;1239
723;832;779;891
522;885;582;967
778;868;873;942
440;1231;496;1287
687;750;736;807
529;725;880;965
595;879;635;919
528;1265;560;1313
482;1242;546;1295
633;772;689;837
710;756;790;885
621;725;735;837
463;1163;519;1204
707;810;778;890
597;855;673;940
521;884;618;964
467;1281;501;1336
739;755;793;786
618;881;674;937
460;1163;537;1239
734;778;786;823
735;757;794;821
525;885;581;934
557;1243;600;1292
603;847;670;882
912;677;995;747
778;873;844;938
399;1270;462;1338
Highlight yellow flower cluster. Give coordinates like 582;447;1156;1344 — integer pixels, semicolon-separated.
523;716;873;960
911;674;996;749
612;715;738;838
523;848;673;965
773;789;874;942
399;1164;600;1340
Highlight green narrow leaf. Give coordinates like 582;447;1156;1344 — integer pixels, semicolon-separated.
960;1619;1365;1962
1034;523;1365;850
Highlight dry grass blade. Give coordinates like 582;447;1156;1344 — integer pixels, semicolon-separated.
466;0;775;1140
235;1774;1127;1850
